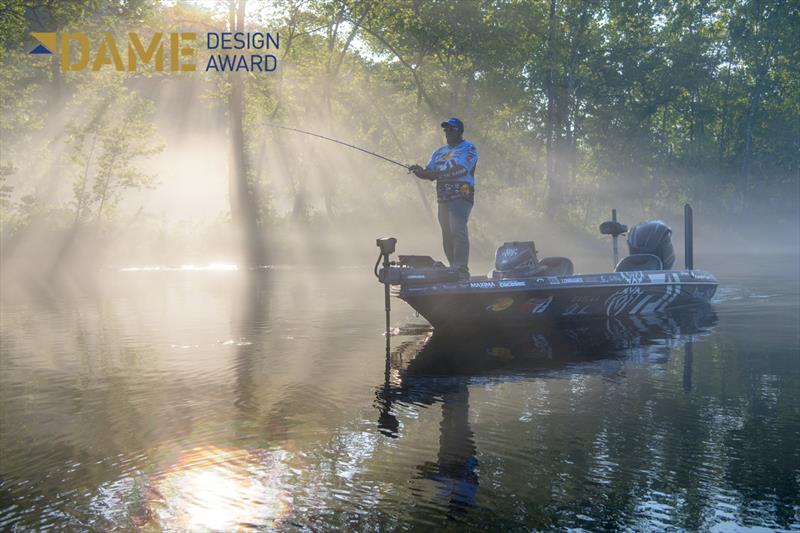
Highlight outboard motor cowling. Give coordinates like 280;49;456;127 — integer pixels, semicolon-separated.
627;221;675;269
493;241;539;278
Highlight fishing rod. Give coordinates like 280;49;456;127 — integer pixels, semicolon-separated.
265;123;411;170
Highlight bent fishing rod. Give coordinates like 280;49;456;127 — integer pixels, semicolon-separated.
265;123;411;170
266;122;436;222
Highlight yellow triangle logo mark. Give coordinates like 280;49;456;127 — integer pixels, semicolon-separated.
31;32;57;53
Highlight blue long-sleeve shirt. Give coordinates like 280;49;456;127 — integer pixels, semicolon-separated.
426;140;478;203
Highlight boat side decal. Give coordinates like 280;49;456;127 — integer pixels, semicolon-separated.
605;286;643;316
643;273;681;313
620;271;647;284
562;303;591;316
521;296;553;315
486;297;515;311
629;294;653;314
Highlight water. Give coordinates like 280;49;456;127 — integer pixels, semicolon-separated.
1;260;798;531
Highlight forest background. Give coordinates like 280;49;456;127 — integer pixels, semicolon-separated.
0;0;797;279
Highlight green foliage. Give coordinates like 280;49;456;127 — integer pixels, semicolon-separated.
65;76;163;222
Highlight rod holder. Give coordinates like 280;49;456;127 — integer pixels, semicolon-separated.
684;204;693;270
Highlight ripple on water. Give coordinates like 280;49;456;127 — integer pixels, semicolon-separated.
87;446;294;531
1;267;798;531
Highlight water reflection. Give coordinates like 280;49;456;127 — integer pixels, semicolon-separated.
232;272;271;437
135;446;292;530
377;306;718;520
2;265;798;531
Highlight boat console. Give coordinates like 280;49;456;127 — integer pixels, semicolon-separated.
489;241;573;279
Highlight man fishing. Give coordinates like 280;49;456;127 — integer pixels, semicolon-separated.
409;117;478;277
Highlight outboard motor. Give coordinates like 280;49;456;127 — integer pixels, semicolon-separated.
626;220;675;270
492;241;539;279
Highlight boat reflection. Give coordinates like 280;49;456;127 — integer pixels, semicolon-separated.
376;305;717;512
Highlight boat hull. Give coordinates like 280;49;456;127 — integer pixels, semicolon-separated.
398;270;718;329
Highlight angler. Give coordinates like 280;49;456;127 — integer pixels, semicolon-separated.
409;117;478;277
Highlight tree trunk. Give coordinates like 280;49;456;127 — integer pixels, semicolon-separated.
96;151;120;220
228;0;266;266
559;1;588;206
741;66;765;191
544;0;559;214
718;61;732;165
75;134;98;223
464;68;475;124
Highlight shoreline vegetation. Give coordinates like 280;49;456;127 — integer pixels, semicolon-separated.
1;0;797;280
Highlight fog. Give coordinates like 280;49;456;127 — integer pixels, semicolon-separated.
1;1;798;294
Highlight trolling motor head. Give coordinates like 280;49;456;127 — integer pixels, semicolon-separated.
375;237;398;284
599;220;628;237
376;237;397;256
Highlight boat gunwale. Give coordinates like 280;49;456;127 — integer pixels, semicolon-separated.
399;269;718;297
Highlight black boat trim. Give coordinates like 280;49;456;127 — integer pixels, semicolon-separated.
401;270;717;295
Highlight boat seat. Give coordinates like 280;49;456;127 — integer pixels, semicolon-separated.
615;253;663;272
538;256;574;276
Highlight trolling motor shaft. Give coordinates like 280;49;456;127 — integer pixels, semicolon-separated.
375;237;397;336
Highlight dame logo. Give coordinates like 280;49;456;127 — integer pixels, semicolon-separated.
30;32;196;72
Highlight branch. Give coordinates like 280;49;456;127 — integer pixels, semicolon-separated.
357;23;441;114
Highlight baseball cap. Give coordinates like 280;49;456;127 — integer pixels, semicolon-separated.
440;117;464;132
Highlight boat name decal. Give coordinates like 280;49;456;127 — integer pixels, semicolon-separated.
499;280;527;288
470;281;496;289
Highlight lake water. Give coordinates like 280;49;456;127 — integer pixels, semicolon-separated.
1;258;798;531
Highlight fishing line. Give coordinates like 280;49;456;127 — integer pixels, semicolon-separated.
265;123;411;170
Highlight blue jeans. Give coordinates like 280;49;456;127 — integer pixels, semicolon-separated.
437;199;472;270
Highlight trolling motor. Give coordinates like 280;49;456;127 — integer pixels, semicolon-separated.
375;238;397;336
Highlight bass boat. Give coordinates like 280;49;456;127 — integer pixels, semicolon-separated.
375;205;717;330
